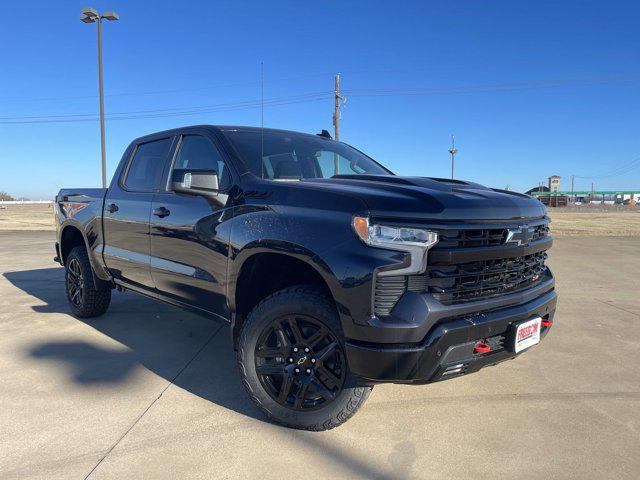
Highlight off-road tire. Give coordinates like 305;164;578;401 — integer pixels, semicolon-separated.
237;284;372;431
65;246;111;318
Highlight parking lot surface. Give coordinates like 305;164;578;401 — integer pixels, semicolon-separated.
1;231;639;479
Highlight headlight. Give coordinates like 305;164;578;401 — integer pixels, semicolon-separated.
352;216;438;276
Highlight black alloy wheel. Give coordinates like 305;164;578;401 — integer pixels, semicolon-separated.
254;314;346;411
66;257;84;307
64;246;111;318
237;285;372;431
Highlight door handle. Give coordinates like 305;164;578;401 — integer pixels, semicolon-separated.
153;207;170;218
106;203;119;213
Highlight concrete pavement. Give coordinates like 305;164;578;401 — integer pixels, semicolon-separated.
1;231;638;479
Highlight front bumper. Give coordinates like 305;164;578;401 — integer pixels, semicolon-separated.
346;287;556;384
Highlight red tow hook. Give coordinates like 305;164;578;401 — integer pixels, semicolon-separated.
541;315;553;328
474;342;491;354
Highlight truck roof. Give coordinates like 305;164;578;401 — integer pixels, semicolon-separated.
130;124;327;145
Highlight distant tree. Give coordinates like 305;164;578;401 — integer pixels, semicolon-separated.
0;191;14;201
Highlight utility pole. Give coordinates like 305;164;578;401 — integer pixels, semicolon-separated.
332;73;343;175
448;134;458;179
80;7;119;188
571;175;575;202
333;73;341;140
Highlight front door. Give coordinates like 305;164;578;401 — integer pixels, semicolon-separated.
102;136;174;290
149;133;234;319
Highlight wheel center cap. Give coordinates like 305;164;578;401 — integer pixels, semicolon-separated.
296;356;307;365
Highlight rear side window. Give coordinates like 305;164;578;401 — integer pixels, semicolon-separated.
124;138;172;191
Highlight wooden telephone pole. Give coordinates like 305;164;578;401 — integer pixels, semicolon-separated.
333;73;341;141
332;74;344;175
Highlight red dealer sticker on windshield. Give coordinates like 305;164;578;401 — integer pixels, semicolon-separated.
514;317;541;353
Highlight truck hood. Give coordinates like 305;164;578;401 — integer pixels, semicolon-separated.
302;175;546;222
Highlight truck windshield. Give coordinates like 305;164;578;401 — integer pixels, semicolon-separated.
223;130;392;180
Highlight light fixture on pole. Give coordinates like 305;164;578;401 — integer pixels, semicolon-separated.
80;7;119;188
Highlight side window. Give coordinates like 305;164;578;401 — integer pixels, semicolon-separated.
173;135;231;191
316;151;365;178
124;138;172;191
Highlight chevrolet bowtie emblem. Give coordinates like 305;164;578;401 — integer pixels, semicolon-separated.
505;226;534;246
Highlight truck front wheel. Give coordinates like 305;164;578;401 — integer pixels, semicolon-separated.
237;284;372;431
65;246;111;318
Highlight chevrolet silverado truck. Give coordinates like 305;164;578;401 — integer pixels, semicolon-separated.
54;125;556;430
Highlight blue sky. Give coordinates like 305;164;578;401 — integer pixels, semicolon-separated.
1;0;639;198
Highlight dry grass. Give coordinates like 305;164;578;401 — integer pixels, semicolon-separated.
547;207;640;236
0;203;56;231
1;202;639;236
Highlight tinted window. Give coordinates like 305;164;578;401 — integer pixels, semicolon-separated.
124;138;172;191
316;151;367;177
223;131;391;180
173;135;231;191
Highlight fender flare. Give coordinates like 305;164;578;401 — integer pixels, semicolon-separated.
227;239;340;314
59;222;113;289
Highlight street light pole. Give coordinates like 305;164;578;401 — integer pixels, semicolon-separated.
96;17;107;188
80;8;119;188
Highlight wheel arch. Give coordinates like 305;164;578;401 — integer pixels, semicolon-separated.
60;224;87;265
229;245;339;349
59;223;113;290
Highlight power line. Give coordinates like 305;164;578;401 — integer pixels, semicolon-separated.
0;72;337;104
3;71;640;126
574;156;640;179
342;72;640;97
0;91;331;120
0;92;333;124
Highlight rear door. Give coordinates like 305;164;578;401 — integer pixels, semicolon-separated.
102;136;175;290
149;132;235;318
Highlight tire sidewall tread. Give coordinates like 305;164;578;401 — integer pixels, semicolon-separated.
65;246;111;318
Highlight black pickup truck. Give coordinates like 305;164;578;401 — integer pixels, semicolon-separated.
55;125;556;430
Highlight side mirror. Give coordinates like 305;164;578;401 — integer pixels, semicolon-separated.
172;169;219;196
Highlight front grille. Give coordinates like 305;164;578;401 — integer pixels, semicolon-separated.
372;220;551;316
435;223;549;248
425;251;548;305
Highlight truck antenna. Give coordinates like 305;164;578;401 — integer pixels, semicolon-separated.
448;134;458;180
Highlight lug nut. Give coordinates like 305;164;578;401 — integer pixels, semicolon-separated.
288;357;294;363
305;368;311;374
311;358;316;364
304;347;310;353
293;347;299;352
294;368;300;373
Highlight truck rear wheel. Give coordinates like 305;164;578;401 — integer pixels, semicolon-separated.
237;284;372;431
65;246;111;318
